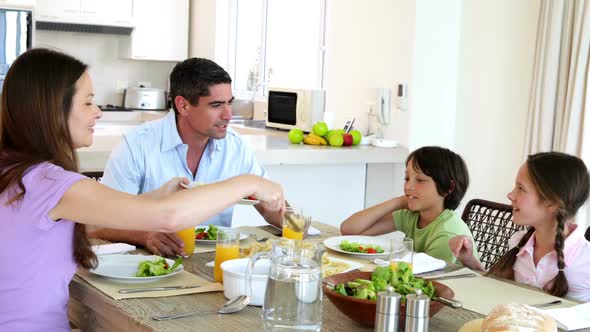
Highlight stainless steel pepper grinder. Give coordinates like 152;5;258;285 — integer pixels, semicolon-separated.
405;289;430;332
375;286;402;332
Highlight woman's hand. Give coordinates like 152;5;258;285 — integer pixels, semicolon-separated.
148;177;190;199
252;177;285;211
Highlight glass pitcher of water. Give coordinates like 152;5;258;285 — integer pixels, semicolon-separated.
245;238;324;332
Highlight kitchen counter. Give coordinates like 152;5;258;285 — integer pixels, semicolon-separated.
78;121;408;226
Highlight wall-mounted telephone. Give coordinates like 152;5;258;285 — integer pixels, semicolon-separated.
377;88;391;126
343;116;355;133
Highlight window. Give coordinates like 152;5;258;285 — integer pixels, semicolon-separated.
228;0;326;98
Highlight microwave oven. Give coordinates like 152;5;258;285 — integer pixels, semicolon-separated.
265;88;325;132
0;7;33;91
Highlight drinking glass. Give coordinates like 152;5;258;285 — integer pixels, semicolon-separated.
282;207;311;240
176;227;196;257
214;228;240;283
389;237;413;271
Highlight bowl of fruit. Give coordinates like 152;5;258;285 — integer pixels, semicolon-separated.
323;263;454;327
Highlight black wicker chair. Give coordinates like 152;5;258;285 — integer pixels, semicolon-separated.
585;226;590;241
461;199;525;269
81;171;103;182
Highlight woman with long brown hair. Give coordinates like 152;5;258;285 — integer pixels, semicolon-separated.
450;152;590;301
0;48;284;330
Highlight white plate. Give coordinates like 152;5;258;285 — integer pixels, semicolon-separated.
181;182;260;205
194;226;250;244
323;235;391;258
323;256;364;277
89;254;183;283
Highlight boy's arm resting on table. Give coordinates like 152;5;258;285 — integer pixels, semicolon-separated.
340;195;408;235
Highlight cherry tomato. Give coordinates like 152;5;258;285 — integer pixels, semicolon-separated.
196;232;208;240
366;248;377;254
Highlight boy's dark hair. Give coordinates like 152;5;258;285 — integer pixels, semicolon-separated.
406;146;469;210
488;152;589;297
169;57;232;113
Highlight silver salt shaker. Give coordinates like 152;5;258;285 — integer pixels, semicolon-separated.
405;289;430;332
375;286;402;332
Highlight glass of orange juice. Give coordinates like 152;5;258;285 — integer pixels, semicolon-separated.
176;227;196;257
389;237;413;271
214;228;240;283
282;207;311;240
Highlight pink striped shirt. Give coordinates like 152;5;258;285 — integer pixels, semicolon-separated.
510;223;590;302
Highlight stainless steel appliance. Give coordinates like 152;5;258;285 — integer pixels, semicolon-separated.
123;86;167;110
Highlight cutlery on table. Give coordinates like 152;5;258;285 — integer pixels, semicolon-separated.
424;273;478;281
218;294;251;314
433;296;463;308
152;310;216;321
248;233;269;242
118;285;201;294
530;300;562;308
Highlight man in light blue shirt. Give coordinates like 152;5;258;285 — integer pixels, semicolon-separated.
89;58;284;257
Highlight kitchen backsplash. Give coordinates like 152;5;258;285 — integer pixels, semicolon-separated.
35;30;177;107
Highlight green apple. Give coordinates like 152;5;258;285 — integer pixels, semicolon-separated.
350;130;362;145
288;128;304;144
312;122;329;137
328;133;344;147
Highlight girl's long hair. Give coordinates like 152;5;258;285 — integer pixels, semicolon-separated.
0;48;96;269
487;152;589;297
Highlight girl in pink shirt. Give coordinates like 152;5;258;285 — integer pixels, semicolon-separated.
450;152;590;301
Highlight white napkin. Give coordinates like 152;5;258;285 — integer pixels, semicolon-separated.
92;243;136;255
374;252;447;275
544;302;590;331
307;225;320;236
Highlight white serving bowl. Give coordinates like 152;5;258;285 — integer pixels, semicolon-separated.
220;258;270;306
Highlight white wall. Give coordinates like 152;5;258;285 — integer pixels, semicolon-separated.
35;30;177;106
455;0;540;205
409;0;462;150
323;0;415;146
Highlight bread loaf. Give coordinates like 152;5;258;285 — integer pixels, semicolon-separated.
458;318;483;332
479;303;557;332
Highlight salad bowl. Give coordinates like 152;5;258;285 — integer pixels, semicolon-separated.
323;271;454;327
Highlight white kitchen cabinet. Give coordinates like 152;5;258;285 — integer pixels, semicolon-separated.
120;0;189;62
36;0;132;26
0;0;35;8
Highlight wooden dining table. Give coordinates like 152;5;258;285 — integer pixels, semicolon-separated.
68;223;587;332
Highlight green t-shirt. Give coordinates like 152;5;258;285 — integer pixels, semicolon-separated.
393;209;479;264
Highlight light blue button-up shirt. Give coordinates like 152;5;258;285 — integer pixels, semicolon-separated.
101;111;267;227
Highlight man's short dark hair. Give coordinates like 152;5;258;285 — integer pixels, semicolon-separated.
406;146;470;210
169;58;232;113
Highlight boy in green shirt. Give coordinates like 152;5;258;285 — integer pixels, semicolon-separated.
341;146;479;264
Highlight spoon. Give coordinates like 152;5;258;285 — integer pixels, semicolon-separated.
218;295;251;314
248;233;269;243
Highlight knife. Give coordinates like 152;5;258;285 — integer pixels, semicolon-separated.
425;273;477;281
118;285;201;294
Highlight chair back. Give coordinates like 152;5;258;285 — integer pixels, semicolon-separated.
461;199;524;269
81;171;103;182
585;226;590;242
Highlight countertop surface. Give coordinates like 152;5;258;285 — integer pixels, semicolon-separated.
77;117;408;171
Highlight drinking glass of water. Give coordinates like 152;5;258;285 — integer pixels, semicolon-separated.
389;237;413;271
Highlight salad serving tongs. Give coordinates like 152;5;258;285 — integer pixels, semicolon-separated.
118;285;201;294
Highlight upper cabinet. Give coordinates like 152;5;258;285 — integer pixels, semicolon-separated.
36;0;133;27
120;0;189;62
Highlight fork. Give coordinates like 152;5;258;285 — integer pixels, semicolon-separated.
248;234;269;242
530;300;562;308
